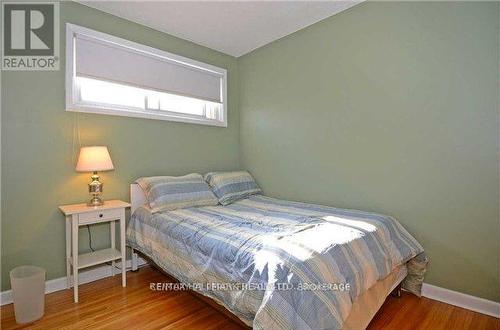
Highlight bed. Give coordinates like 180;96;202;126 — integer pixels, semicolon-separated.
127;183;427;329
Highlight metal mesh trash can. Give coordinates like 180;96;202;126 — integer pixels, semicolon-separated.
10;266;45;324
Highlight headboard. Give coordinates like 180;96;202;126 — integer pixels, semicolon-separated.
130;183;147;214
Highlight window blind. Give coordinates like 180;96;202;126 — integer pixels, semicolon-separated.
74;34;223;103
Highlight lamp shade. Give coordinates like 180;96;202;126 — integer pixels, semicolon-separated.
76;146;114;172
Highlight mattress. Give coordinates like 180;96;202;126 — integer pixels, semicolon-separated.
127;194;427;329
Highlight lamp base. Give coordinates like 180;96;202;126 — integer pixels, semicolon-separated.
87;196;104;207
87;171;104;206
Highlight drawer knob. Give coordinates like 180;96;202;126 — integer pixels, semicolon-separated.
99;214;103;218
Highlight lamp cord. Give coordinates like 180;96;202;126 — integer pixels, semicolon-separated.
86;225;95;252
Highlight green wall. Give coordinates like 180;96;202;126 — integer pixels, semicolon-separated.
1;2;240;290
239;2;499;301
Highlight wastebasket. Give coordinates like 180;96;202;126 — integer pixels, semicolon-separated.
10;266;45;324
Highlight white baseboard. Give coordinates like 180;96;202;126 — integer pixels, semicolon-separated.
422;283;500;318
2;268;498;319
0;257;148;306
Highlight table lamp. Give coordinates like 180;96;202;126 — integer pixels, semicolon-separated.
76;146;114;206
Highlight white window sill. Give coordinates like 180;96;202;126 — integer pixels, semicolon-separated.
66;104;227;127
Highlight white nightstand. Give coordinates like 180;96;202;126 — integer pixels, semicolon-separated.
59;200;131;302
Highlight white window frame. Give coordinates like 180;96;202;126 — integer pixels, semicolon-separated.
65;23;227;127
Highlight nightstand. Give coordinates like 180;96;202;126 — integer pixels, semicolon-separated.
59;200;131;302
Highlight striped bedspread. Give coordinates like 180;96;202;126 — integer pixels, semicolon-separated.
127;195;427;329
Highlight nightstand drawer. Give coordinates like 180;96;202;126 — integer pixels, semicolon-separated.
78;208;122;225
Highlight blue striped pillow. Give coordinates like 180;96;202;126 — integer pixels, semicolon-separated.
136;173;219;213
204;171;262;206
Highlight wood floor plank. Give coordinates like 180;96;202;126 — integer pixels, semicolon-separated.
1;266;498;330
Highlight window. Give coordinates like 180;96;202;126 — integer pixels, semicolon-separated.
66;24;227;127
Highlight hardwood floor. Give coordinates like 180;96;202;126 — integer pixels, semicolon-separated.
1;266;498;330
368;289;499;330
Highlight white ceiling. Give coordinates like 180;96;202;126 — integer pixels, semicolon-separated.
79;1;361;57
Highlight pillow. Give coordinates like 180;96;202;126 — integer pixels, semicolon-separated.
135;173;218;213
204;171;262;206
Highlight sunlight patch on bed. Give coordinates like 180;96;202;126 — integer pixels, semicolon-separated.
322;215;377;232
252;249;284;279
255;223;368;263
